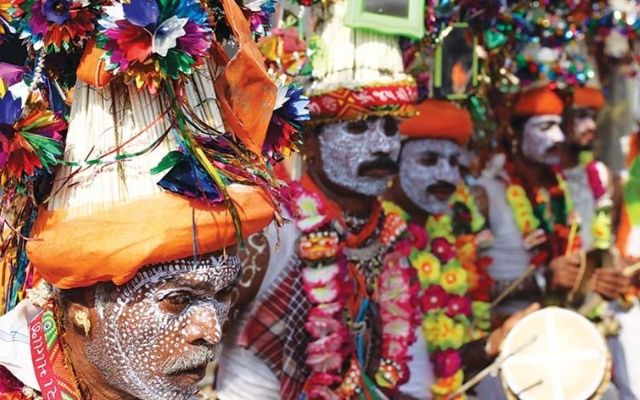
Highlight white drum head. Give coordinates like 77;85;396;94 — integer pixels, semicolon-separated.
500;307;608;400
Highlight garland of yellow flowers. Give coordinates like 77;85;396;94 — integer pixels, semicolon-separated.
384;184;493;398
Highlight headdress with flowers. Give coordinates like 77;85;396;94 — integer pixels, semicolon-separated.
96;0;213;92
12;0;98;53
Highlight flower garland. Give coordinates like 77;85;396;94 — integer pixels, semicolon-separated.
97;0;213;92
292;180;419;399
384;184;493;399
12;0;97;53
504;165;581;269
584;158;613;250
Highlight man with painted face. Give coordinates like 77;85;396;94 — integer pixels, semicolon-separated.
0;0;289;397
383;99;538;398
215;1;425;398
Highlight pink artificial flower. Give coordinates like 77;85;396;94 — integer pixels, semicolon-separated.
420;285;448;313
307;331;347;354
407;223;428;250
395;238;413;257
305;350;344;372
431;237;456;263
445;295;472;318
302;263;340;287
434;349;462;378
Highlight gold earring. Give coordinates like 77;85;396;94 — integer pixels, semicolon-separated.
74;310;91;336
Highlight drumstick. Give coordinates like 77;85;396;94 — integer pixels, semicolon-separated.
623;261;640;277
448;334;539;399
565;220;579;256
491;265;535;309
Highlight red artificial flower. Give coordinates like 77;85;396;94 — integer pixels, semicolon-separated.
431;237;456;263
433;349;462;378
445;295;472;318
420;285;448;313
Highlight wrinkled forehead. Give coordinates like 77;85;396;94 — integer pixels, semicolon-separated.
114;254;241;298
524;114;562;128
402;138;461;159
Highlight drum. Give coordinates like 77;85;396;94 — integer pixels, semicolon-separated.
500;307;611;400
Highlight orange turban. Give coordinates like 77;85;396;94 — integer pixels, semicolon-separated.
514;87;564;116
399;99;473;146
573;87;605;110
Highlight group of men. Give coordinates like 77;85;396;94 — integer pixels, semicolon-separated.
0;0;639;399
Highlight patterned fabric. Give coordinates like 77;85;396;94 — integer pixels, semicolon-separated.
308;82;417;123
29;308;81;400
240;254;311;400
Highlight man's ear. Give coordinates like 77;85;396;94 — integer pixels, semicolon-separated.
66;302;94;337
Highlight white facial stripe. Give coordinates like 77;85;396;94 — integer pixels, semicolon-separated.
400;139;461;215
86;254;240;400
319;118;401;196
522;114;565;165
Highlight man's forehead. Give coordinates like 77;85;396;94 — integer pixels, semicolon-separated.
527;114;562;125
404;138;460;155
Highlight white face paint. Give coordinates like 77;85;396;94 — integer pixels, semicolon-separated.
522;114;565;165
400;138;461;215
318;117;401;197
85;253;241;400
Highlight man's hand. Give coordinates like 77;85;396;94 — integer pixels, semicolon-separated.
485;303;541;357
549;253;581;289
590;268;630;300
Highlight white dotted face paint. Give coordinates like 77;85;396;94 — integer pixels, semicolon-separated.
85;253;241;400
522;114;565;165
318;117;401;196
400;138;461;215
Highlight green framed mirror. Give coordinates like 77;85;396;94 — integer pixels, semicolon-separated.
433;23;478;100
344;0;425;39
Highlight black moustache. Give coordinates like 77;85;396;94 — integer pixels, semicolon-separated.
357;157;399;175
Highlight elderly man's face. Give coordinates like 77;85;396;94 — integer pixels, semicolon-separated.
85;252;240;400
318;116;401;196
400;138;461;215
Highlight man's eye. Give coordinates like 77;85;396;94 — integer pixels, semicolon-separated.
419;155;439;166
449;156;459;167
161;291;195;313
346;120;368;134
215;285;236;302
383;117;398;136
541;122;556;131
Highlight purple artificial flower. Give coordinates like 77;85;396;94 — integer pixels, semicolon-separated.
43;0;70;25
123;0;160;27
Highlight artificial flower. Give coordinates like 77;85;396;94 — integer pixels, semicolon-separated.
472;301;491;331
0;0;14;40
305;347;345;372
98;0;212;91
440;261;469;296
433;349;462;378
13;0;96;52
306;331;348;355
445;295;472;318
410;251;441;287
293;187;329;232
420;285;448;313
306;279;341;304
263;82;309;163
245;0;275;39
431;237;456;263
302;263;340;287
306;308;343;338
432;369;464;397
407;222;428;250
423;314;465;351
427;213;454;241
0;84;66;178
455;234;477;264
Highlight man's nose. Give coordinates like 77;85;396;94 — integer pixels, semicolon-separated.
181;305;223;346
370;125;398;154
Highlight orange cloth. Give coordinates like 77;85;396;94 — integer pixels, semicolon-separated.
514;87;564;116
573;87;605;110
26;186;274;289
399;99;472;146
76;39;114;88
214;0;277;155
